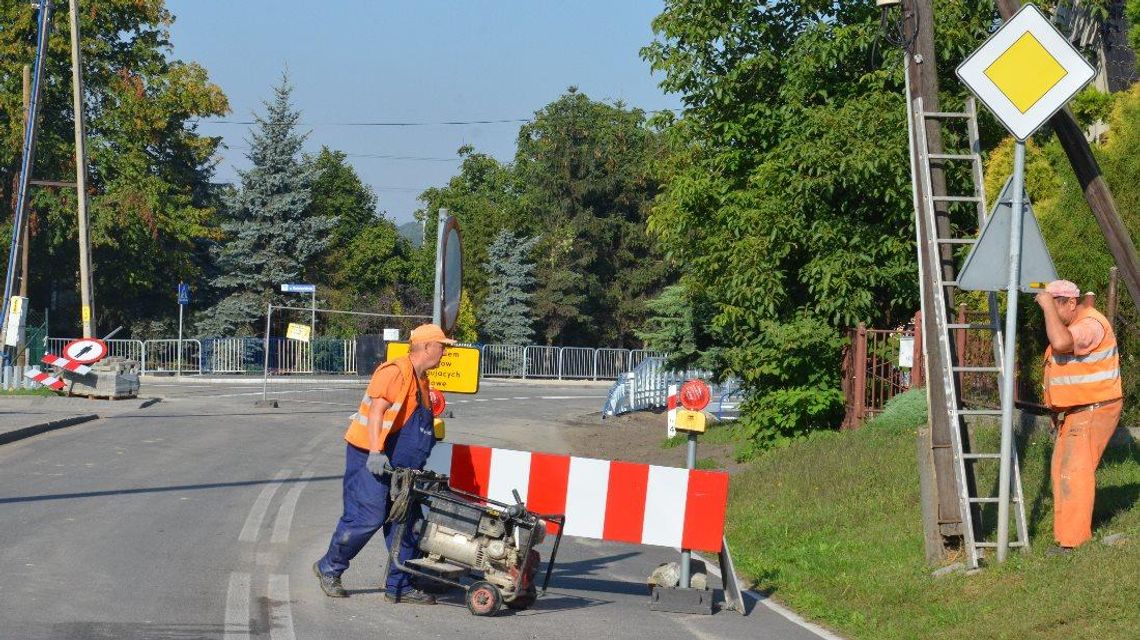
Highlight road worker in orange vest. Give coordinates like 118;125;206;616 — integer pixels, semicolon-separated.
1036;280;1123;554
314;324;455;603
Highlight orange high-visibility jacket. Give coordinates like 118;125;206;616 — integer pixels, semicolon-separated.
344;356;424;451
1044;306;1122;409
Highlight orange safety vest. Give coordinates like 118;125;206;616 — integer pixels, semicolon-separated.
344;356;425;451
1043;307;1122;409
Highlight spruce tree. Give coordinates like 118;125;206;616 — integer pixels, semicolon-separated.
480;230;538;345
198;76;335;335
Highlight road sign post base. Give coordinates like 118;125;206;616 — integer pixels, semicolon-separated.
649;586;714;615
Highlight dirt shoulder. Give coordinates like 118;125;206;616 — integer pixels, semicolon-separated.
560;409;745;473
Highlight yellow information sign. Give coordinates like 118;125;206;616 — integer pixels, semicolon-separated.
385;342;481;394
286;322;311;342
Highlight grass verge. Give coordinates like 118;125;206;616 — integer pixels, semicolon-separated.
725;389;1140;639
0;386;56;396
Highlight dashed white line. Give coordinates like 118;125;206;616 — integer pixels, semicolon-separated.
223;572;251;640
271;471;314;544
268;574;296;640
238;470;291;543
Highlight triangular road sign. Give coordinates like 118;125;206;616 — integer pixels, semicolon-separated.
957;176;1057;292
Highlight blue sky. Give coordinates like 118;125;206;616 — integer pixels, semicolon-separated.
166;1;683;224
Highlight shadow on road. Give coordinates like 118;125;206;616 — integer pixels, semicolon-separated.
0;475;340;505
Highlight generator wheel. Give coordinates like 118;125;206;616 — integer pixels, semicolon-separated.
505;585;537;610
466;581;502;616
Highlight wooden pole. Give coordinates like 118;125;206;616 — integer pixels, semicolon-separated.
904;0;966;539
994;0;1140;316
69;0;95;338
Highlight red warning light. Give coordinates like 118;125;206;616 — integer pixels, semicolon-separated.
679;379;711;411
428;388;447;417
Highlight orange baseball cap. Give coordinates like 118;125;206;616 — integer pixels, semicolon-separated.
409;324;457;345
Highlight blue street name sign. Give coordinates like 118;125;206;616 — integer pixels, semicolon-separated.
177;282;190;305
280;283;316;293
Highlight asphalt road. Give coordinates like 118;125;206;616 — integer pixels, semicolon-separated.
0;379;834;640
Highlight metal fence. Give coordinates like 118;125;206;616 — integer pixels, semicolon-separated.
602;356;718;417
43;337;661;380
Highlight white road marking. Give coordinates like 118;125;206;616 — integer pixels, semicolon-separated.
238;470;291;543
538;395;606;400
223;572;251;640
268;574;296;640
271;471;314;544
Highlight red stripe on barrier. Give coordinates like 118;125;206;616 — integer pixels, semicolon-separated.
449;444;492;497
602;461;649;543
526;452;571;534
681;470;730;552
667;394;677;410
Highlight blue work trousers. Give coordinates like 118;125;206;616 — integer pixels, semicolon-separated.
318;405;436;595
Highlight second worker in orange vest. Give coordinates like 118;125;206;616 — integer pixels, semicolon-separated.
1036;280;1123;552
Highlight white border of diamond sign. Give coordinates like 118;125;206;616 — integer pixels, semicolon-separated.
956;4;1095;140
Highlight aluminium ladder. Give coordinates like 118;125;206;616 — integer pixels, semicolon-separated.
911;96;1030;569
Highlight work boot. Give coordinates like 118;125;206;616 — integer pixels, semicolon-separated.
384;588;437;605
313;562;348;598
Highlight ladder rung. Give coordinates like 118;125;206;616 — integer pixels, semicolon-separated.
928;153;977;161
931;195;983;202
952;366;1001;373
942;280;959;287
969;497;1022;504
946;323;995;330
959;409;1003;416
937;238;977;245
963;453;1001;460
974;541;1028;548
922;111;971;119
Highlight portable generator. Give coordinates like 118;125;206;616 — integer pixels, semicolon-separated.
384;468;565;616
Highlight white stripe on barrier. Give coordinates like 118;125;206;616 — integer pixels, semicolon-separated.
488;447;532;505
641;465;689;547
563;456;610;539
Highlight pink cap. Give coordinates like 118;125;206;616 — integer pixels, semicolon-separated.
1045;280;1080;298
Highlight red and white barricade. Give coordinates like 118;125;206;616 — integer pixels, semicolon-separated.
425;443;730;553
42;354;92;375
24;367;65;391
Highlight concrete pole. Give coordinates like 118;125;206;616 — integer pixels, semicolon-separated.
69;0;95;338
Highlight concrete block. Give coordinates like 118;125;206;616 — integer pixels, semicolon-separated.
649;586;714;615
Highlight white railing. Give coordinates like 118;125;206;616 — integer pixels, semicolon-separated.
602;356;718;417
43;337;663;380
142;339;202;374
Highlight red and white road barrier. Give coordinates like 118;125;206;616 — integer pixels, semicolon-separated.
426;443;730;553
24;367;65;391
42;353;92;375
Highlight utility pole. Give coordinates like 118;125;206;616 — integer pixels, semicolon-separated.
903;0;969;551
69;0;95;338
994;0;1140;312
19;65;31;367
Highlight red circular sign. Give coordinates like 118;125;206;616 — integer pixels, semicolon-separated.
428;388;447;417
679;379;711;411
63;338;108;364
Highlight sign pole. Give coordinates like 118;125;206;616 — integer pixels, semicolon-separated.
679;432;697;588
433;208;447;326
177;297;184;379
996;140;1026;562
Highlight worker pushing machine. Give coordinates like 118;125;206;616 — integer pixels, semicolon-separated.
313;324;456;604
1035;280;1124;553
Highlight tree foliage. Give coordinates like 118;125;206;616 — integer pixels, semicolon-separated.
480;230;538;345
643;0;996;454
0;0;228;336
197;77;333;336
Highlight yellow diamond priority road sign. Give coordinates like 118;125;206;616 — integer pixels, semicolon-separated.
956;4;1095;140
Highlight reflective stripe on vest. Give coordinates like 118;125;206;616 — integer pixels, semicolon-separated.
344;356;419;450
1044;307;1122;409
